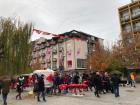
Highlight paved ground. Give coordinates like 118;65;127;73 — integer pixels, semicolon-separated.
0;84;140;105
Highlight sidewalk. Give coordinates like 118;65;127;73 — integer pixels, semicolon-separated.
0;84;140;105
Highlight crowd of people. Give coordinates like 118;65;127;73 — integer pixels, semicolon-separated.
0;71;137;105
25;71;121;99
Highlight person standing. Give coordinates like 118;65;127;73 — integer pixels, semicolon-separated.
16;76;24;100
0;79;2;94
111;73;120;97
16;81;23;100
72;73;80;84
130;72;136;87
53;73;61;95
93;72;102;98
37;75;46;102
1;76;11;105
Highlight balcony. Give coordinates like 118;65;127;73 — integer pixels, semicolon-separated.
40;45;44;49
32;56;36;59
53;49;57;54
59;47;64;52
36;46;41;51
41;53;46;57
52;58;57;62
41;60;46;64
58;39;63;43
88;39;96;44
50;40;56;45
33;48;36;52
41;39;46;44
37;41;41;45
46;43;50;47
52;66;57;70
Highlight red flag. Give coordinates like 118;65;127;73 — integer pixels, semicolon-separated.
42;31;50;35
33;29;42;34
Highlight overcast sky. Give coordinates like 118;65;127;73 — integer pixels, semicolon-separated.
0;0;131;45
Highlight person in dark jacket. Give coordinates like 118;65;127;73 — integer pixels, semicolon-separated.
16;76;24;100
72;73;79;84
0;80;2;94
111;73;120;97
93;72;102;98
16;81;23;100
1;76;11;105
37;75;46;102
53;73;61;94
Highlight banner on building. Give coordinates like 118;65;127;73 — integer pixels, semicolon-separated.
46;48;52;61
77;48;81;58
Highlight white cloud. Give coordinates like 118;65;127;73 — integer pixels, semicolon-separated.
0;0;131;45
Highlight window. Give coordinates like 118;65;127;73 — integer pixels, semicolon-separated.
123;24;131;32
91;37;95;41
133;22;140;31
132;7;140;17
67;60;72;68
77;59;86;68
52;46;57;54
121;11;129;20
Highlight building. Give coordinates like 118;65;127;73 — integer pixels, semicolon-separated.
118;0;140;77
118;0;140;44
31;30;103;73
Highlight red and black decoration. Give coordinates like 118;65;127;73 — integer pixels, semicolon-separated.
33;28;82;41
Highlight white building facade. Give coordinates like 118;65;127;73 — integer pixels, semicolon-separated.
31;30;103;72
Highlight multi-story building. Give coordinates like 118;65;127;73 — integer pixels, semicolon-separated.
118;0;140;44
118;0;140;77
31;30;103;73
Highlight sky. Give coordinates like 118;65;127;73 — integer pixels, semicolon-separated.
0;0;131;46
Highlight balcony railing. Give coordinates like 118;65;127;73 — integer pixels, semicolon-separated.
41;60;46;64
52;58;57;62
46;43;50;47
41;53;46;57
58;39;63;43
32;56;36;59
53;49;57;54
50;40;56;45
33;49;36;52
59;47;63;52
39;45;44;49
52;66;57;70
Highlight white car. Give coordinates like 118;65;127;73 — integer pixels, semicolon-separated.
33;69;54;88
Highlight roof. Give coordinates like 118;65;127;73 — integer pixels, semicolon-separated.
60;30;103;40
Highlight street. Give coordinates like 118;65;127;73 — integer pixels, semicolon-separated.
0;85;140;105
